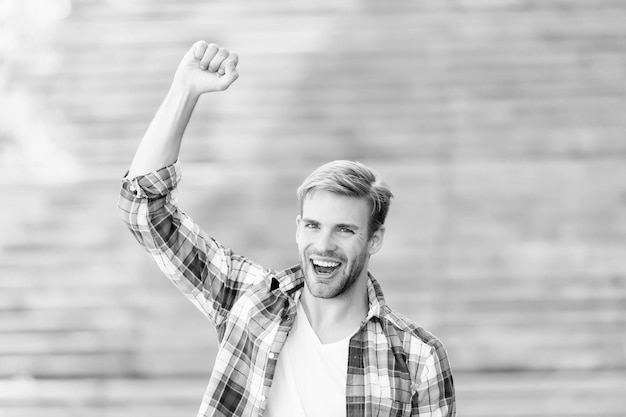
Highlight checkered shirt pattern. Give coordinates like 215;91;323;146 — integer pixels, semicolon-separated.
118;162;456;417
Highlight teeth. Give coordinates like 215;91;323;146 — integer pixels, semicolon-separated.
312;260;340;268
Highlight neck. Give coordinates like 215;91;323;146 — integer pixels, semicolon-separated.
300;276;369;344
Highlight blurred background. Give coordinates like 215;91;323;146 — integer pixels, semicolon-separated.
1;0;625;416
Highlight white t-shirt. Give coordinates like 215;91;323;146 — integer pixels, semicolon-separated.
265;302;353;417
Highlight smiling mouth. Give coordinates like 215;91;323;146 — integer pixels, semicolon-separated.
310;259;342;275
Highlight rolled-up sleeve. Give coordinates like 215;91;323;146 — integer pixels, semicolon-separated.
118;162;267;328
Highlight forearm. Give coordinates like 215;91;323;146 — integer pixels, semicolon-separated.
128;85;199;178
120;40;242;323
127;40;239;178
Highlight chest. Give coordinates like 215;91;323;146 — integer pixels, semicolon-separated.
215;291;415;416
265;306;351;416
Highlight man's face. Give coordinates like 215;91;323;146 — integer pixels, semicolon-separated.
296;190;384;299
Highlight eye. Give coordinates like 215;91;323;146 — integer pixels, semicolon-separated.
338;227;355;234
304;222;319;230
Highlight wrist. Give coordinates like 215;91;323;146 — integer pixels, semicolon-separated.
169;79;202;103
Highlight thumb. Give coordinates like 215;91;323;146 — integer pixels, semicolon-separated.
216;54;239;91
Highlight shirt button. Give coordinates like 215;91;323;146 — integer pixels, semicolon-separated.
269;352;275;359
260;395;266;402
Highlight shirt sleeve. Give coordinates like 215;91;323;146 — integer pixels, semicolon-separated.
412;340;456;416
117;161;268;329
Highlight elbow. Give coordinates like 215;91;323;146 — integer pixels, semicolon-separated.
117;180;152;244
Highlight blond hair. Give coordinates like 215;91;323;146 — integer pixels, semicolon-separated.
297;160;393;237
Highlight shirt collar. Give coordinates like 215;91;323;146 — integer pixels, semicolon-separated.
365;272;387;321
271;265;305;296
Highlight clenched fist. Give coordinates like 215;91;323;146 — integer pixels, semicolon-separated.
173;40;239;97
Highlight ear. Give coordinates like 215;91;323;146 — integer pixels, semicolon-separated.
368;226;385;255
295;214;302;240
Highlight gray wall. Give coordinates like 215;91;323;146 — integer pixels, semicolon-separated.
1;0;625;415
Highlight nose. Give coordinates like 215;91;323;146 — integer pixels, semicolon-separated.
314;229;336;253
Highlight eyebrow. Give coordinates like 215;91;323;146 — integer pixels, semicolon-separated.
336;223;360;231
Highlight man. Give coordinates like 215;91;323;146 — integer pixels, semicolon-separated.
118;40;455;417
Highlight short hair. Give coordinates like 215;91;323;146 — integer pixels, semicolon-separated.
297;160;394;237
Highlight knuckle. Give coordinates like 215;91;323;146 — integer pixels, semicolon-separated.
209;49;229;71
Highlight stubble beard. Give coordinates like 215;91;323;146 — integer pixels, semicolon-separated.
300;248;369;300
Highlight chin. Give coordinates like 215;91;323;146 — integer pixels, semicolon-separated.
306;273;355;300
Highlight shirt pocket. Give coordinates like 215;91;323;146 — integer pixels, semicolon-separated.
372;397;411;417
370;376;412;417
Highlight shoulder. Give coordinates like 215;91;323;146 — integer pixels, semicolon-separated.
234;264;303;307
372;303;455;410
220;265;302;335
383;308;443;347
378;307;451;373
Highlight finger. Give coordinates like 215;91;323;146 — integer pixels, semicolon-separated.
199;44;219;70
208;47;230;73
218;53;238;75
192;40;209;60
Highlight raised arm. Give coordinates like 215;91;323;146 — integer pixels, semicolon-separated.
128;40;239;177
119;42;267;328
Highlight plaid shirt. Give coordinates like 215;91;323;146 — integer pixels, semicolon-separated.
118;162;456;417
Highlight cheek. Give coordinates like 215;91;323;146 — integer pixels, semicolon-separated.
347;242;368;262
295;226;305;246
296;236;311;254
